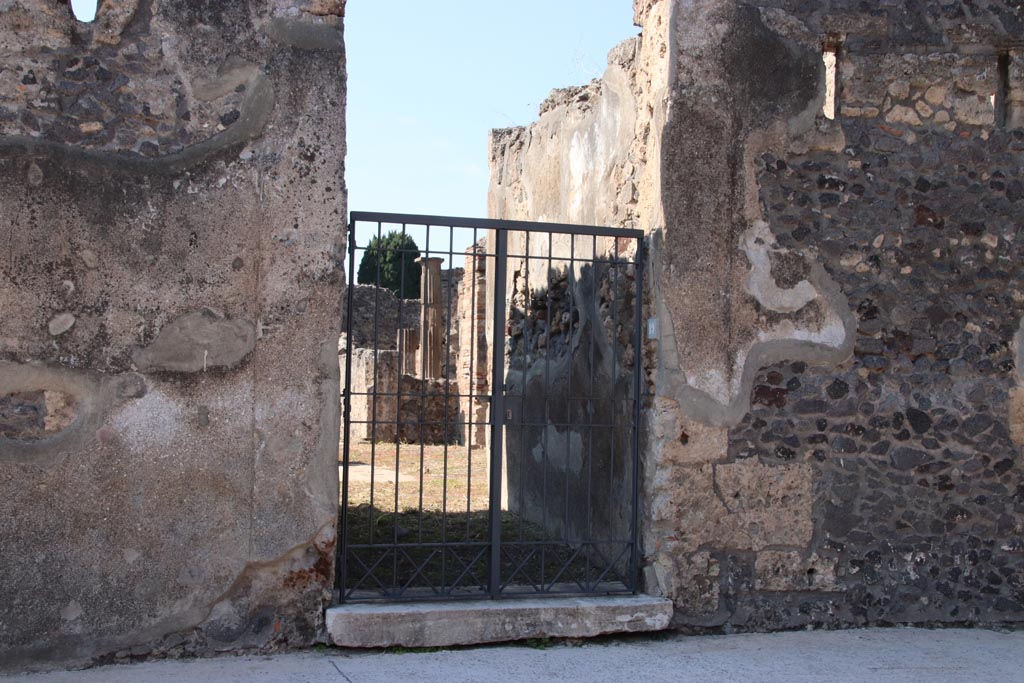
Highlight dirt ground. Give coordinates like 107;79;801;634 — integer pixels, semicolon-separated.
340;441;490;513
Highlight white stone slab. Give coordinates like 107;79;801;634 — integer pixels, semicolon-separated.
326;594;673;648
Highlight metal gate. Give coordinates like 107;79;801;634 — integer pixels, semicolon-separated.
338;211;644;601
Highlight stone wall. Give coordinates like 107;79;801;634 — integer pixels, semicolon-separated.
0;0;345;670
347;348;459;445
489;0;1023;631
344;284;420;351
488;7;659;553
341;274;457;364
342;267;461;447
348;348;400;442
501;246;640;550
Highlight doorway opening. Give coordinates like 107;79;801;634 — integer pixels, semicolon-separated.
337;212;645;601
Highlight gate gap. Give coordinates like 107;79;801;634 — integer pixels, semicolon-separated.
338;213;644;602
70;0;98;23
822;40;840;120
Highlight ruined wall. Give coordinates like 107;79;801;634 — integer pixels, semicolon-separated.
488;22;660;558
705;1;1024;629
500;245;640;554
343;284;420;351
0;0;346;670
347;348;459;446
490;0;1023;631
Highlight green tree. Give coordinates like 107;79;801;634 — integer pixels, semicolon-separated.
357;231;422;298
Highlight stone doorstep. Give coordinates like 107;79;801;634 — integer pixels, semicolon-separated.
326;594;673;649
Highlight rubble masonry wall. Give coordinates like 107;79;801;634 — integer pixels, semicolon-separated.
489;0;1024;630
0;0;346;669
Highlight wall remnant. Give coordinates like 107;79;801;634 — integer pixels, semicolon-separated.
489;0;1024;631
342;285;421;351
0;0;346;670
341;260;464;448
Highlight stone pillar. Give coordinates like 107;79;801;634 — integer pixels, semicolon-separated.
457;243;490;447
417;257;444;379
397;327;419;376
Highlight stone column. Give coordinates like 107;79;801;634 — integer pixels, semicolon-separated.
458;243;490;447
417;257;444;379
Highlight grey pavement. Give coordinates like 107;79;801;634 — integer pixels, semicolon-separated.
4;627;1023;683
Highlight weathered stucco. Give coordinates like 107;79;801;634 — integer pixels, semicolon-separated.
0;0;345;670
489;0;1023;631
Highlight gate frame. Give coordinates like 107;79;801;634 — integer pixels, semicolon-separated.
339;211;645;602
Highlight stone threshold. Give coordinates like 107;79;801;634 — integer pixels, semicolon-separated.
326;594;673;649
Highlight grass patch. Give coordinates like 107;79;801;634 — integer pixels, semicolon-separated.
339;504;623;597
338;441;630;598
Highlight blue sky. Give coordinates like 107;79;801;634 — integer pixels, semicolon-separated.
70;0;97;21
345;1;637;264
75;0;636;266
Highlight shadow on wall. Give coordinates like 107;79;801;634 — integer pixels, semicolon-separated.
504;254;640;567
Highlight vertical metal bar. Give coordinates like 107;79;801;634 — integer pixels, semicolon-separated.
517;231;529;544
339;217;358;601
563;233;575;551
394;222;409;553
370;221;383;550
465;228;478;544
488;229;508;598
629;237;645;592
586;234;597;589
441;223;455;592
541;231;553;589
416;223;430;544
609;238;621;585
414;223;430;591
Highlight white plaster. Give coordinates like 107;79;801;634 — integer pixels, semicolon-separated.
568;130;590;220
687;367;732;408
109;390;184;454
60;601;83;622
742;220;817;314
757;315;847;349
530;424;584;475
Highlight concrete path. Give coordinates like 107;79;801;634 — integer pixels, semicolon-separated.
5;627;1022;682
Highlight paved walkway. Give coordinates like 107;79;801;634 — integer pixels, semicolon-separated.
5;627;1022;682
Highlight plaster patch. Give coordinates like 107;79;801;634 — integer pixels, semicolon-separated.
743;220;817;313
60;601;83;622
530;425;584;475
132;308;256;373
756;315;847;349
109;390;184;454
568;130;590;220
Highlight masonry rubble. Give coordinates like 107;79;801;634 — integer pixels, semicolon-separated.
0;0;346;671
489;0;1024;630
3;0;1024;673
341;255;468;447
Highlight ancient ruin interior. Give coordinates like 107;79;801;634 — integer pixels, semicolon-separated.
1;0;1022;672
